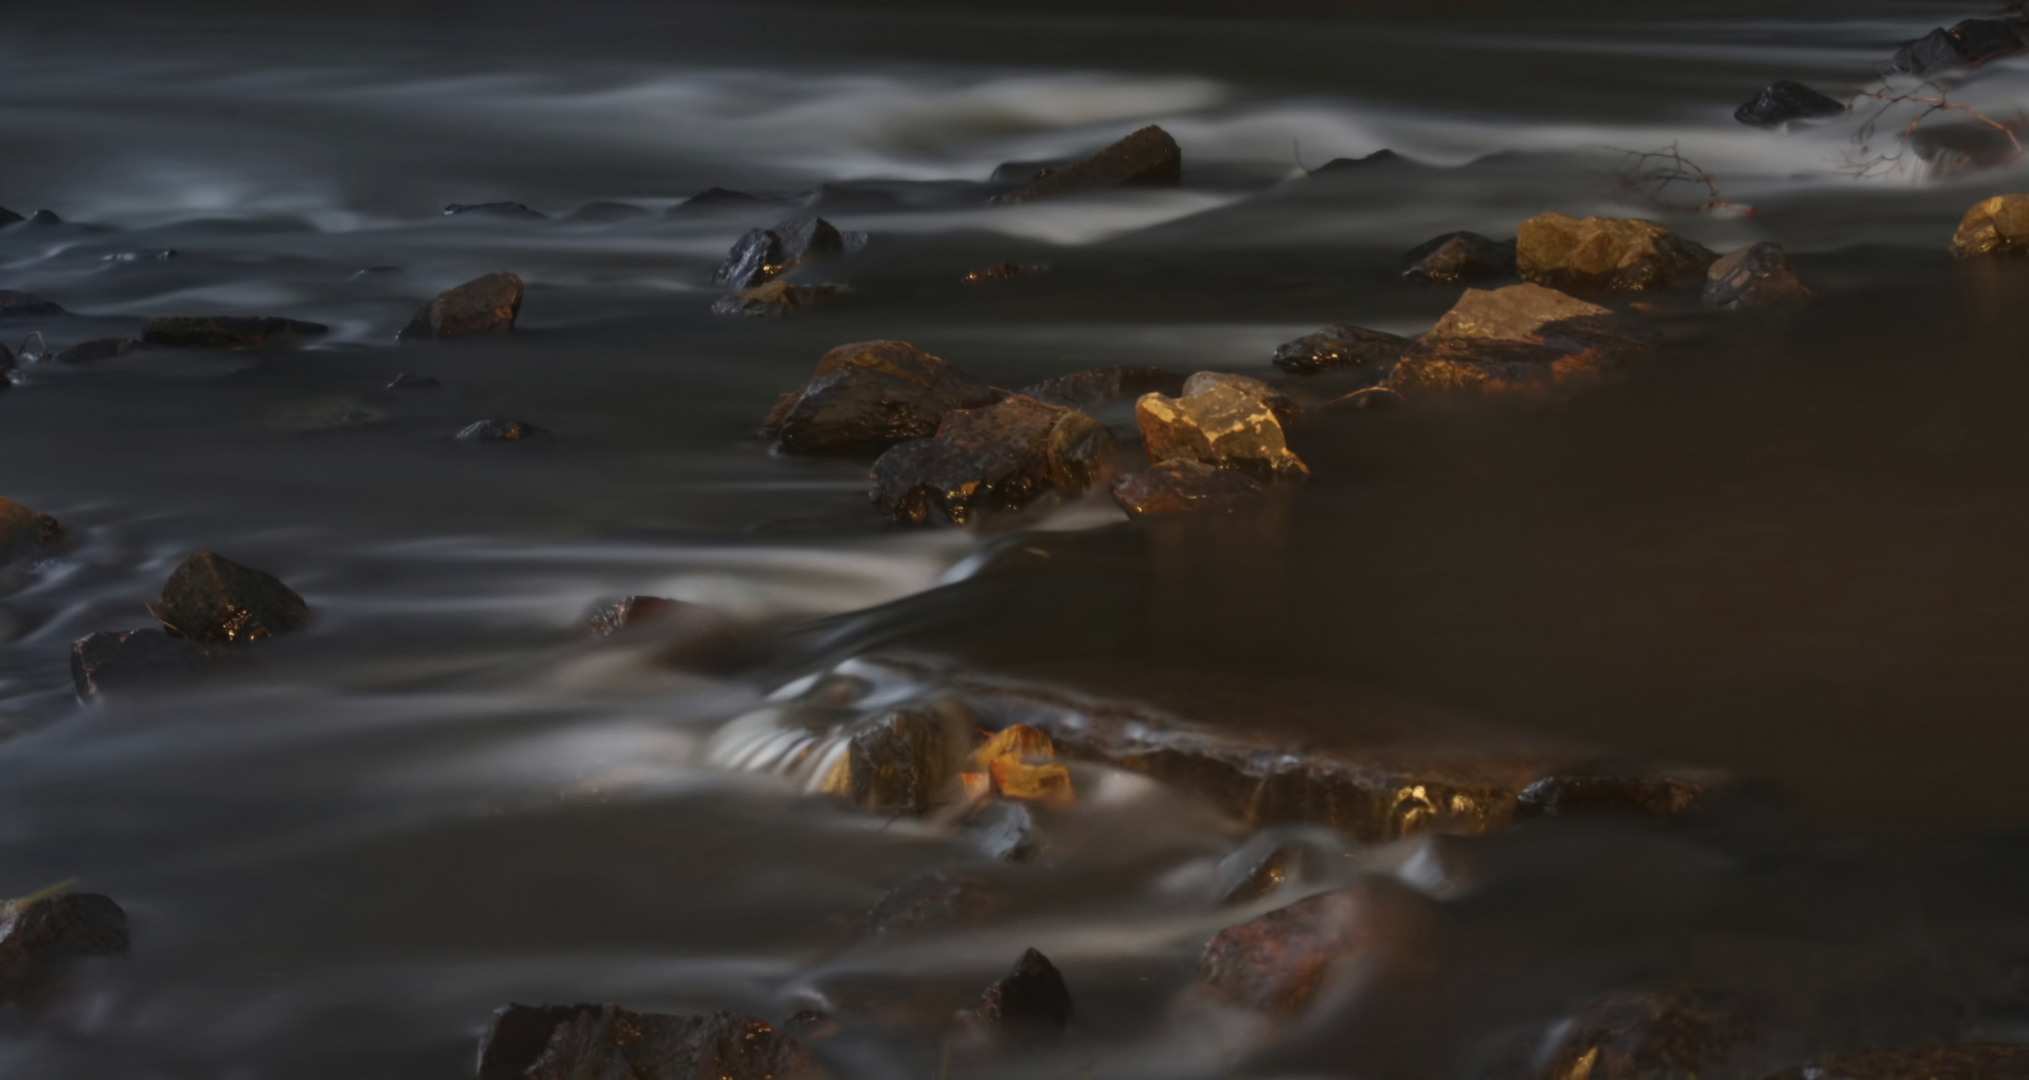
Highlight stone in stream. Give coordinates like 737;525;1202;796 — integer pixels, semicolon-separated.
584;596;742;667
385;372;439;390
710;216;845;290
1515;763;1736;820
24;211;61;227
845;705;969;814
966;799;1044;862
962;262;1047;284
0;497;64;564
1515;212;1714;293
959;948;1072;1044
52;337;142;365
157;551;311;645
1111;459;1267;517
1217;839;1319;907
1950;193;2029;257
1309;149;1409;173
1733;80;1845;127
0;206;19;227
1703;242;1810;310
1765;1044;2029;1080
0;290;63;317
1272;324;1412;376
1890;19;2023;76
69;629;235;699
1516;985;1762;1080
398;272;524;341
0;890;130;1007
141;316;329;350
764;340;1002;457
673;187;770;213
457;419;544;441
1911;122;2023;176
480;1003;820;1080
1019;366;1186;409
1197;878;1442;1017
1135;374;1308;480
870;394;1118;525
1387;283;1652;395
710;280;839;317
479;1004;602;1080
442;201;548;219
1398;231;1517;285
863;871;1003;939
994;125;1182;204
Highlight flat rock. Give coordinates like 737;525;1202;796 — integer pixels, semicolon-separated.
157;550;311;645
1388;283;1652;395
1272;324;1412;376
53;337;141;364
960;948;1071;1044
0;891;130;1007
1516;212;1714;293
482;1004;820;1080
764;340;1001;457
845;705;969;814
1198;879;1440;1016
1526;985;1761;1080
995;125;1182;204
443;201;547;219
1136;377;1308;480
400;272;524;340
1020;366;1185;408
141;316;328;349
70;629;232;699
1765;1045;2029;1080
0;497;64;563
711;280;839;317
1399;232;1517;285
1703;242;1810;310
870;394;1117;525
1111;459;1266;517
1733;80;1845;127
1950;194;2029;257
0;290;62;317
457;419;543;441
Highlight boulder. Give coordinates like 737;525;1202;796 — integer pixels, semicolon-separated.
385;372;439;390
863;871;1002;939
1020;366;1186;408
1398;232;1517;284
481;1004;820;1080
399;272;524;341
1527;985;1760;1080
1387;283;1652;395
1733;80;1845;127
457;419;544;441
1703;242;1810;310
1765;1045;2029;1080
0;497;63;563
994;125;1182;204
0;890;129;1006
53;337;141;364
1891;19;2022;75
0;290;62;317
1197;879;1440;1017
1515;212;1714;293
70;629;231;699
479;1004;601;1080
1135;377;1308;480
1950;193;2029;257
141;316;328;350
765;340;1001;457
845;706;969;814
1272;324;1412;376
1180;371;1301;426
1110;459;1266;517
870;394;1117;525
710;217;845;290
443;201;547;219
960;948;1071;1043
710;281;839;317
157;550;311;645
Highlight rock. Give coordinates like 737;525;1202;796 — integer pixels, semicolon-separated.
0;290;62;317
869;394;1118;525
1135;377;1308;480
1272;324;1412;376
25;211;61;226
1310;150;1408;173
0;207;19;227
675;187;769;213
1398;232;1517;285
1020;366;1186;408
1217;840;1318;906
775;216;845;263
483;1004;820;1080
962;262;1046;284
1733;80;1845;127
140;316;329;349
584;596;741;666
158;551;311;645
0;890;129;1006
1387;283;1652;395
457;419;544;441
845;706;968;814
564;201;649;223
1910;122;2023;175
961;948;1072;1043
966;800;1044;861
1950;194;2029;257
1703;242;1810;310
1198;879;1440;1016
710;281;839;317
53;337;141;364
1530;985;1760;1080
586;596;687;637
1514;765;1734;820
69;629;231;699
0;497;64;563
399;272;524;341
385;372;439;390
1110;459;1266;517
863;871;1002;939
1892;28;1968;75
1515;212;1714;293
443;201;547;219
479;1004;601;1080
1953;18;2025;65
1766;1045;2029;1080
765;340;1001;457
995;125;1182;204
1891;19;2023;75
710;217;846;290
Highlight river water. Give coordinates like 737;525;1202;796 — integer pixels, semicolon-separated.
4;1;2029;1076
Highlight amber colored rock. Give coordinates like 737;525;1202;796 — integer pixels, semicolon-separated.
400;272;523;340
1515;212;1714;293
1136;377;1307;481
69;629;233;699
766;340;1001;457
1198;879;1440;1016
0;497;63;564
1273;324;1412;376
711;280;839;317
1110;459;1266;517
157;550;311;645
846;706;968;814
141;316;328;349
1532;985;1761;1080
1020;366;1186;408
0;891;130;1006
1399;231;1517;284
989;757;1074;808
1949;194;2029;257
1388;283;1651;395
1703;242;1810;310
870;394;1117;525
488;1004;821;1080
973;724;1055;769
863;871;1003;939
962;948;1072;1043
1765;1044;2029;1080
995;125;1182;203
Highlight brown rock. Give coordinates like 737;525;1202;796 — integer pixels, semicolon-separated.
400;272;523;340
765;341;1001;457
1111;460;1267;517
1136;376;1308;480
491;1004;821;1080
140;316;328;349
0;497;63;564
1532;985;1761;1080
1703;242;1810;310
1399;231;1517;284
1388;283;1651;395
845;705;970;814
961;948;1072;1044
1020;366;1186;409
870;394;1118;525
1272;324;1412;376
157;550;311;645
1516;212;1714;292
1515;765;1735;820
1198;879;1440;1016
711;280;840;317
0;890;129;1007
1949;194;2029;257
479;1004;601;1080
1765;1044;2029;1080
995;125;1182;203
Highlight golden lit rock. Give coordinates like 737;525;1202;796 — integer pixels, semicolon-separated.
1516;212;1713;292
1949;193;2029;257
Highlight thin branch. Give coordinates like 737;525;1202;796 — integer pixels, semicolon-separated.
1595;142;1754;215
1841;78;2028;178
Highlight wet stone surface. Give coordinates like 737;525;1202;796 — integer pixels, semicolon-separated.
1399;231;1518;284
1734;80;1845;127
53;337;141;365
141;316;328;350
1389;283;1652;395
399;272;524;340
1020;365;1186;408
870;394;1116;525
1516;212;1714;293
765;340;1001;456
1198;879;1440;1017
0;290;62;317
1111;458;1267;517
1136;376;1308;480
1949;194;2029;257
960;948;1073;1045
1505;985;1763;1080
1704;242;1811;310
0;497;64;564
69;629;231;699
710;280;839;317
994;124;1181;203
481;1004;820;1080
157;550;311;645
0;891;130;1008
1272;324;1413;376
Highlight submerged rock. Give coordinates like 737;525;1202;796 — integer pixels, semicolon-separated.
141;316;328;350
1703;242;1809;310
1198;879;1440;1017
1910;122;2023;175
710;281;839;317
1388;283;1651;395
994;125;1181;203
1310;149;1409;173
1136;376;1308;480
1217;840;1319;906
846;706;968;814
1399;232;1517;284
870;394;1117;525
1516;212;1714;293
1733;80;1845;127
1272;324;1412;376
443;201;547;219
1111;459;1266;517
765;340;1001;457
1528;985;1761;1080
53;337;141;365
1020;366;1186;408
0;290;62;317
70;629;232;699
966;800;1044;861
0;497;64;564
158;550;311;645
457;419;544;441
586;596;685;637
1766;1044;2029;1080
962;262;1047;284
565;201;651;223
480;1004;820;1080
1950;193;2029;257
0;890;130;1007
863;871;1002;939
399;272;524;341
961;948;1072;1043
674;187;769;213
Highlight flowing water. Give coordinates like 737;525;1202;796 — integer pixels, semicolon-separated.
5;1;2029;1076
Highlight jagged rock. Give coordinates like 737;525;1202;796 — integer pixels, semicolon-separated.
1950;193;2029;257
480;1004;820;1080
0;497;63;563
960;948;1071;1043
710;281;839;317
53;338;141;364
1110;459;1266;517
0;290;62;317
1527;985;1761;1080
399;272;524;340
1515;765;1734;820
863;871;1002;939
0;207;19;227
457;419;543;441
870;394;1117;525
1198;879;1440;1016
995;125;1181;203
1272;324;1412;376
1703;242;1810;310
765;340;1001;456
845;706;969;814
158;550;311;645
0;891;129;1006
479;1004;601;1080
1388;283;1651;394
1733;80;1845;127
443;201;547;219
70;629;233;699
711;217;845;290
141;316;328;349
1891;19;2022;75
1766;1045;2029;1080
1516;212;1714;293
1399;232;1517;285
564;201;649;223
385;372;439;390
1135;376;1308;480
1020;366;1185;408
775;216;844;263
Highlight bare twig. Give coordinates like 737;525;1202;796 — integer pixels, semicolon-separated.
1842;79;2028;177
1596;142;1754;215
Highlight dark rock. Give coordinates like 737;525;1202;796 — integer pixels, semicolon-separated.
1952;18;2025;64
584;596;741;666
586;596;686;637
1911;122;2023;175
863;871;1002;939
779;1010;840;1043
1765;1044;2029;1080
1110;459;1266;517
1020;365;1185;408
1950;194;2029;257
479;1003;601;1080
962;262;1047;284
141;316;328;350
0;891;129;1006
399;272;524;341
0;207;19;227
841;231;871;256
1703;242;1810;310
385;372;439;390
675;187;769;212
0;497;64;564
1530;985;1760;1080
1135;375;1308;480
1399;231;1517;284
765;340;1001;457
870;394;1118;525
710;281;839;317
800;184;903;212
443;201;548;220
1516;212;1714;293
508;1004;820;1080
70;629;230;699
25;211;61;226
995;125;1182;204
962;948;1071;1042
158;550;311;645
846;706;968;814
711;228;785;290
990;159;1074;184
53;337;141;365
774;216;844;263
1733;80;1845;127
1515;765;1734;820
1310;149;1407;173
564;201;649;223
966;800;1043;862
0;290;63;317
457;419;543;441
1890;28;1966;75
1387;283;1652;395
1217;840;1316;906
1272;324;1412;376
1198;879;1441;1016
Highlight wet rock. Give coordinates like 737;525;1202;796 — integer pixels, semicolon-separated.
483;1004;820;1080
765;340;1001;457
1515;212;1714;293
70;629;231;699
960;948;1071;1044
711;217;845;290
710;281;840;317
1399;232;1517;285
25;211;61;227
53;337;141;364
1198;879;1441;1016
962;262;1047;284
399;272;524;341
584;596;742;666
1135;376;1308;481
1217;840;1318;906
443;201;547;219
1892;29;1968;76
1515;765;1733;820
995;125;1182;204
1388;283;1651;395
0;290;62;317
870;394;1118;525
1703;242;1810;310
846;706;968;814
1891;19;2022;75
564;201;649;223
1110;459;1266;517
479;1004;601;1080
1733;80;1845;128
1529;985;1760;1080
1310;149;1408;173
778;1009;840;1043
0;207;19;227
457;419;544;441
674;187;769;213
158;550;311;645
385;372;439;390
0;497;64;564
0;890;130;1007
1180;370;1302;428
1765;1044;2029;1080
966;800;1044;861
1020;365;1186;409
775;215;845;263
141;316;328;350
863;871;1002;939
1272;324;1412;376
1950;193;2029;257
586;596;687;637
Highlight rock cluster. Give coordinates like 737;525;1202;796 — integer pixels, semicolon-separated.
1516;212;1714;293
400;272;524;340
994;125;1181;203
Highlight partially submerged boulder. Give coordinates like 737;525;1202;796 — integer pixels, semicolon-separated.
70;629;231;700
960;948;1072;1044
1388;283;1651;395
0;290;62;317
1272;324;1412;376
1135;375;1309;480
53;337;141;365
710;216;846;290
1890;19;2023;75
0;889;129;1007
157;550;311;645
869;394;1117;525
399;272;524;340
765;340;1001;456
1949;193;2029;257
0;497;63;564
479;1004;820;1080
1733;80;1844;127
845;705;969;814
994;125;1182;203
1399;232;1517;285
1111;460;1267;517
710;281;839;317
1020;366;1186;408
141;316;328;350
1197;879;1441;1017
584;596;741;667
1515;212;1714;293
457;419;543;441
1703;242;1809;310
